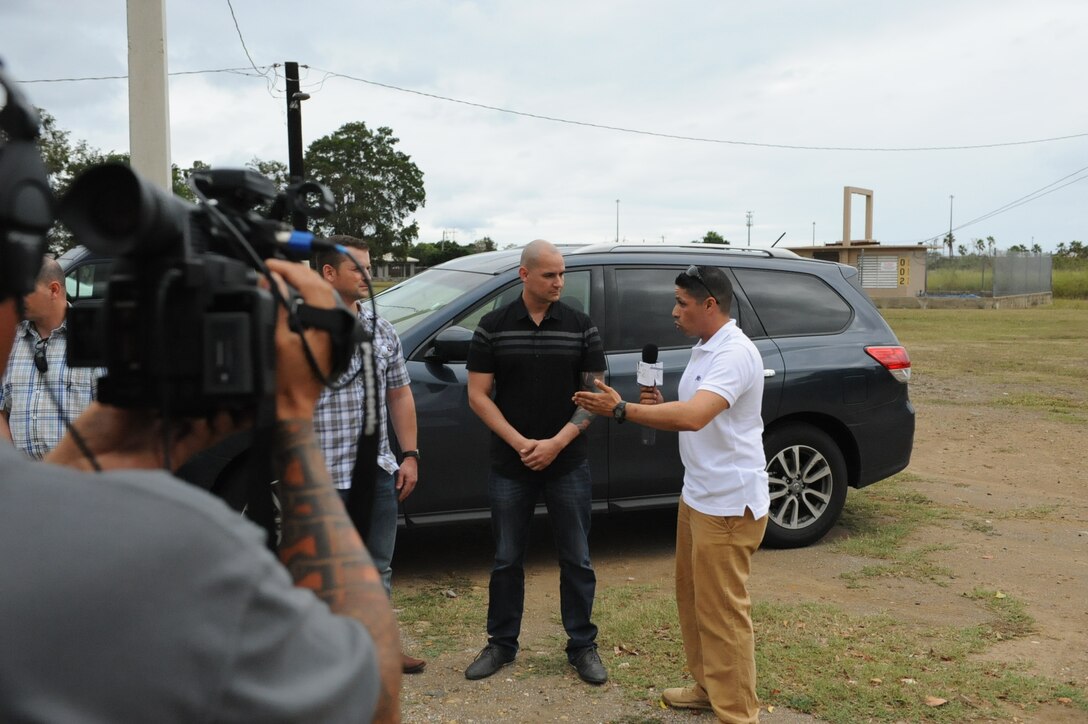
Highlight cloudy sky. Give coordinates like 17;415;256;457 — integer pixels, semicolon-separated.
3;0;1086;252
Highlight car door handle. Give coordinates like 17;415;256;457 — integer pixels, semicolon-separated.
764;369;776;378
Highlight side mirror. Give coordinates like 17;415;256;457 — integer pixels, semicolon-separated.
424;325;474;364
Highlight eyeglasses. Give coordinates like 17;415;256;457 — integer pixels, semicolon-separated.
684;265;716;301
33;338;48;374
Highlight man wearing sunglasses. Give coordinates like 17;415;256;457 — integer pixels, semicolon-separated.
574;264;769;723
0;255;100;459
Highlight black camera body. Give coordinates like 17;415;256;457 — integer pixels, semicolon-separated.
60;162;338;417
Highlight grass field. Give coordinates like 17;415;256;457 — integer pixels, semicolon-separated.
880;300;1088;413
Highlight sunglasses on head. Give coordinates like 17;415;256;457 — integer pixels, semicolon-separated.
684;265;716;301
33;338;48;374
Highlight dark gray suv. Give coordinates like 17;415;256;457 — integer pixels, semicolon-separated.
375;243;914;548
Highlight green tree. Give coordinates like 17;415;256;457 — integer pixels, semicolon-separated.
696;230;730;245
412;240;472;267
1061;239;1088;256
303;122;425;259
473;236;497;253
943;232;956;257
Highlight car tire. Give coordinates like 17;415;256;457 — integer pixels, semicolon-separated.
762;423;848;549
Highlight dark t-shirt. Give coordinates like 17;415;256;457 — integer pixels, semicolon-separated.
467;295;605;479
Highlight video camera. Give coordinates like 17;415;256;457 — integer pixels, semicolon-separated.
59;163;359;417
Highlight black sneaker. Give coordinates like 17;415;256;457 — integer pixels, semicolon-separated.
570;647;608;685
465;644;515;680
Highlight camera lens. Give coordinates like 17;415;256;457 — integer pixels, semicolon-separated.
59;162;188;257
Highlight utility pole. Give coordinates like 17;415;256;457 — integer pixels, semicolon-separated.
615;199;620;243
947;194;954;258
126;0;171;191
285;61;310;230
746;211;753;245
812;221;816;245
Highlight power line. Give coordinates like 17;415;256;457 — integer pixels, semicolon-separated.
21;66;276;83
224;0;261;76
23;61;1088;152
308;66;1088;153
895;163;1088;244
223;0;278;97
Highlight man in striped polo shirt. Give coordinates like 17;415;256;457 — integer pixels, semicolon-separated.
464;239;609;686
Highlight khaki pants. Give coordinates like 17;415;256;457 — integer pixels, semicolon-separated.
675;499;768;723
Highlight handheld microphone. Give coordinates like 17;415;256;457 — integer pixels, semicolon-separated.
637;344;661;446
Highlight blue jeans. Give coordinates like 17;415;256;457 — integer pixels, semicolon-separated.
339;468;398;595
486;460;598;660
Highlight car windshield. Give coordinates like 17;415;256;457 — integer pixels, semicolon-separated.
374;268;493;336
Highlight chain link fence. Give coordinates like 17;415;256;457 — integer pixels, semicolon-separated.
926;254;1052;296
993;254;1052;296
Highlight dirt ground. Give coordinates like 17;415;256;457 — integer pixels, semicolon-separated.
390;371;1088;723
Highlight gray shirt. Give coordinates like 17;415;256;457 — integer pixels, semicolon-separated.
0;444;379;723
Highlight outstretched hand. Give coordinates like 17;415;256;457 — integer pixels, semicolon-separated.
572;378;622;417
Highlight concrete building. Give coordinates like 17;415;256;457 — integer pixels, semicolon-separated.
786;186;928;299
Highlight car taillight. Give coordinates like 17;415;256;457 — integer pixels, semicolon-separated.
865;346;911;383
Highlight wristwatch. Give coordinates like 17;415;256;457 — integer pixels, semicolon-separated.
612;401;627;424
401;449;420;462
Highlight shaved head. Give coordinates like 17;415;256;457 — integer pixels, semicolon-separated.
520;239;559;270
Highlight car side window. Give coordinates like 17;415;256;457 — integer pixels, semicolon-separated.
65;260;113;301
453;270;591;330
611;268;684;351
732;268;852;336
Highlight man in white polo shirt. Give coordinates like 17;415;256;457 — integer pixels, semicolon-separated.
573;264;769;723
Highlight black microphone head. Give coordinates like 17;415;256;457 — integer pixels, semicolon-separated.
642;343;658;364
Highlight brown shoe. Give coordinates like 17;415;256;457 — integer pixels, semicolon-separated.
662;685;712;710
402;653;426;674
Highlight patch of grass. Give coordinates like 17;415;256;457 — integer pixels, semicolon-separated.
392;574;487;658
754;598;1087;722
993;393;1087;424
993;504;1059;521
963;588;1035;639
1053;268;1088;299
593;583;686;699
963;519;997;535
831;477;955;586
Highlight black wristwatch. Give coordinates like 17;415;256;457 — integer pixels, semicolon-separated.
401;449;420;462
612;401;627;424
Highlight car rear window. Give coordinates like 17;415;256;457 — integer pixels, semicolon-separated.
733;268;851;336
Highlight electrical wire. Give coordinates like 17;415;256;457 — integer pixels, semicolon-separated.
222;0;280;98
21;61;1088;152
21;67;277;83
224;0;262;78
897;163;1088;244
307;65;1088;153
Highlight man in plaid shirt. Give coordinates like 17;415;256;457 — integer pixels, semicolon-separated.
312;235;425;675
0;256;100;459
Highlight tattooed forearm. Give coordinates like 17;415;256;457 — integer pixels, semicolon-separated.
570;370;605;432
273;418;401;722
274;419;380;595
